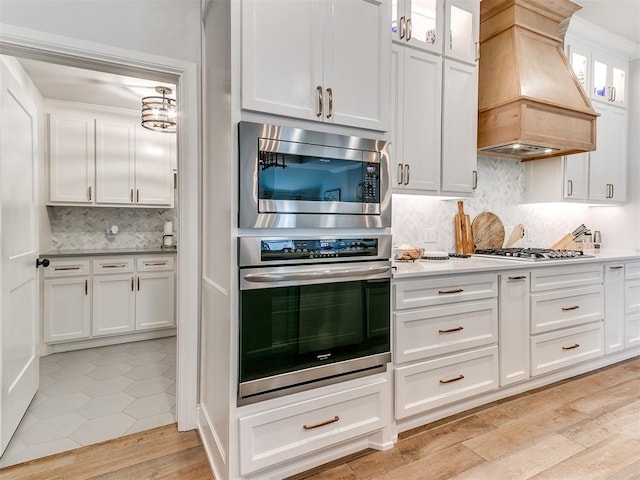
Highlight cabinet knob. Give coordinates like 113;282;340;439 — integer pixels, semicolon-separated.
36;258;50;268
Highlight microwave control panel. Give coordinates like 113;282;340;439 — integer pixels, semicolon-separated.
260;238;379;261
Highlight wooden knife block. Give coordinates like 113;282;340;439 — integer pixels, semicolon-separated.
551;233;580;250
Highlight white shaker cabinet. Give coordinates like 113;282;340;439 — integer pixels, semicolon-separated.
391;44;441;193
440;58;477;194
241;0;390;131
135;257;176;331
43;259;91;343
604;263;625;354
48;113;95;204
47;105;174;208
498;272;529;386
92;258;136;336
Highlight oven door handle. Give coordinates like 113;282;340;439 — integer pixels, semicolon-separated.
243;266;391;283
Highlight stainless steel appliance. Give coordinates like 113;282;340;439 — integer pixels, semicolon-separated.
238;121;391;228
474;248;594;261
238;235;392;405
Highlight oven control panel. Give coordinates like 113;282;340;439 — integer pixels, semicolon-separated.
260;238;378;261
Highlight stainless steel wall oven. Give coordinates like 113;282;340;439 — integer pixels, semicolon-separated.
238;121;391;229
238;235;392;405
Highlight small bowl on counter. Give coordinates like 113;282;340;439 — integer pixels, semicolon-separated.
393;245;423;262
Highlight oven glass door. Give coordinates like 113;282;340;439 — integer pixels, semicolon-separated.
240;278;390;384
258;139;380;215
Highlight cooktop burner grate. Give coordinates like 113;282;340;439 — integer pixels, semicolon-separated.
474;248;593;261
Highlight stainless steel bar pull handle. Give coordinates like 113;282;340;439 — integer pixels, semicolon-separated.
611;86;616;102
316;86;323;117
398;164;404;185
103;264;127;269
303;415;339;430
88;186;92;201
131;189;134;202
438;288;463;294
610;266;624;270
131;277;134;291
561;305;580;311
562;343;580;350
85;279;88;295
137;276;140;291
439;326;464;333
326;87;333;119
55;266;80;271
567;179;573;196
244;266;390;283
144;262;168;267
440;374;464;384
509;275;527;280
404;164;410;185
406;17;412;40
399;16;406;39
136;189;140;203
472;170;478;190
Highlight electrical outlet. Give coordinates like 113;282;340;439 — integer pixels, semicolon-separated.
425;228;437;243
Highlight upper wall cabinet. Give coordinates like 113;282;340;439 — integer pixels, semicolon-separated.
526;18;633;205
391;0;479;197
47;105;175;208
241;0;390;132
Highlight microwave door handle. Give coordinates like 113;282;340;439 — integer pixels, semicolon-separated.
243;266;390;283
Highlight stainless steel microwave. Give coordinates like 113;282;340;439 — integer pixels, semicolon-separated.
238;121;391;228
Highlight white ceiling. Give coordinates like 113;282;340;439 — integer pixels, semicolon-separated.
573;0;640;45
15;1;638;110
17;58;176;111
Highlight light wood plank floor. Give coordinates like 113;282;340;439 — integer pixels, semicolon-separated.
1;357;638;480
290;357;640;480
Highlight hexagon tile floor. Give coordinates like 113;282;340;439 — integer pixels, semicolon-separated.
0;336;176;468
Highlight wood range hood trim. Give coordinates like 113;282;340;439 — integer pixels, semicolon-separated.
477;0;598;161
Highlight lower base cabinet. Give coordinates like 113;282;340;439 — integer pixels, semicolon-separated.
43;254;176;344
394;345;498;419
238;377;388;476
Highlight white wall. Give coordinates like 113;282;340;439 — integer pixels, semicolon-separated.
0;0;201;64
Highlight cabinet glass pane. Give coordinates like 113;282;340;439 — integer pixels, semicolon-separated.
593;60;607;99
450;5;473;57
570;52;587;91
612;67;625;104
410;0;438;45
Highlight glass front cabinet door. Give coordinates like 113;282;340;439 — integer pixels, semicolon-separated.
392;0;444;54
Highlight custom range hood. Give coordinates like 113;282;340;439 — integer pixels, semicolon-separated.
477;0;598;161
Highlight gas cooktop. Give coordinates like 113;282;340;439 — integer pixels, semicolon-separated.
474;248;594;261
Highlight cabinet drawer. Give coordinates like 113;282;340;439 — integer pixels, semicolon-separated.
626;280;640;315
625;313;640;349
93;258;134;274
530;264;603;292
530;286;603;334
530;322;604;376
395;299;497;364
394;345;498;419
136;256;174;272
394;274;497;310
625;262;640;280
239;379;387;475
44;259;90;278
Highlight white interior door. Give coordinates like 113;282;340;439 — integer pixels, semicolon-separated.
0;58;39;455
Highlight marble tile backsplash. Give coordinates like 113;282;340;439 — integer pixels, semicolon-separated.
392;155;592;252
47;206;177;250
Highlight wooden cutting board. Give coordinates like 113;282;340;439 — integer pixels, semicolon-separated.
472;212;505;249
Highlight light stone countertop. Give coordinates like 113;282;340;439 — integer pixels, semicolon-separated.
40;247;177;258
393;249;640;279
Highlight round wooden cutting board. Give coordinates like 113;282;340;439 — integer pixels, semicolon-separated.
472;212;505;249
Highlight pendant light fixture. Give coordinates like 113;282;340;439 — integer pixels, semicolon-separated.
141;86;176;133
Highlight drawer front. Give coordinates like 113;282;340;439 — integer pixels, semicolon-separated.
530;264;603;292
395;299;497;364
136;256;174;272
626;280;640;315
43;259;90;277
93;258;134;274
239;379;387;475
394;274;497;311
530;286;604;334
394;345;498;419
530;322;604;376
625;313;640;349
625;262;640;280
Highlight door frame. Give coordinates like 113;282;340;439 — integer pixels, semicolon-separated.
0;23;201;431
